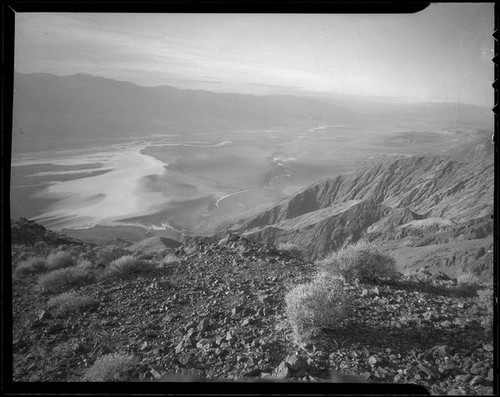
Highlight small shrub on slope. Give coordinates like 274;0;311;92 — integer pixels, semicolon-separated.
47;292;99;317
276;243;303;258
46;251;77;270
37;265;95;294
14;257;47;275
101;255;155;280
285;274;352;342
96;245;128;265
476;286;494;329
456;269;483;286
476;287;494;310
317;241;396;283
82;353;138;382
161;253;181;267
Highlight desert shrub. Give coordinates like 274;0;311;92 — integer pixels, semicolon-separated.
317;241;396;283
476;287;493;310
47;292;99;317
161;253;181;267
82;353;138;382
46;251;77;270
476;286;494;329
34;241;50;255
276;243;303;258
76;259;105;274
456;269;482;286
96;245;128;265
37;266;95;294
101;255;155;280
285;273;352;342
14;257;48;275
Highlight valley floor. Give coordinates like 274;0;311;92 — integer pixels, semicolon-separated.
12;237;494;394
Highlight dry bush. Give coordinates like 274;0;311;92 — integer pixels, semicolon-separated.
476;286;494;329
161;253;181;267
276;243;303;258
456;269;483;286
47;292;99;317
14;257;48;275
37;265;95;294
317;241;396;283
476;287;493;310
82;353;138;382
96;245;128;265
46;251;77;270
285;273;352;342
34;241;50;255
101;255;155;280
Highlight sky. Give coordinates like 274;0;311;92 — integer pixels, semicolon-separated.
14;3;494;107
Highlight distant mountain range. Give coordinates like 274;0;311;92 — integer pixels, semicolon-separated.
12;72;492;152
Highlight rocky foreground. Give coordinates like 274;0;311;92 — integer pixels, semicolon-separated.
11;233;494;395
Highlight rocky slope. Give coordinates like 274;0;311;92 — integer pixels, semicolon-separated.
225;132;493;278
10;228;494;394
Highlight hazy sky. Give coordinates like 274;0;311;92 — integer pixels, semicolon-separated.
15;3;494;106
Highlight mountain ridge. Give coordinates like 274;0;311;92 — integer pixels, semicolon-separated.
222;132;493;277
12;72;492;153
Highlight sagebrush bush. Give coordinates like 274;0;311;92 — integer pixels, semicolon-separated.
34;241;50;255
277;243;303;258
317;241;396;283
14;257;47;275
46;251;77;270
161;253;181;267
37;265;95;294
82;353;138;382
47;292;99;317
476;287;493;310
101;255;155;280
476;286;494;329
456;269;482;286
285;273;352;342
96;245;128;265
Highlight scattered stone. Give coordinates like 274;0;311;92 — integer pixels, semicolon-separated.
423;311;435;321
150;367;162;379
469;362;484;375
418;363;438;379
469;375;484;386
178;353;195;367
258;295;271;305
486;368;494;382
175;341;185;354
38;310;52;321
482;344;493;352
440;320;452;328
274;361;291;379
455;374;472;383
197;318;210;333
285;355;308;373
368;356;378;366
231;307;242;316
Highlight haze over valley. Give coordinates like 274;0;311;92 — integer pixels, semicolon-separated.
11;71;492;241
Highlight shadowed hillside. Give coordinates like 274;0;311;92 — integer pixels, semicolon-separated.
224;131;493;278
